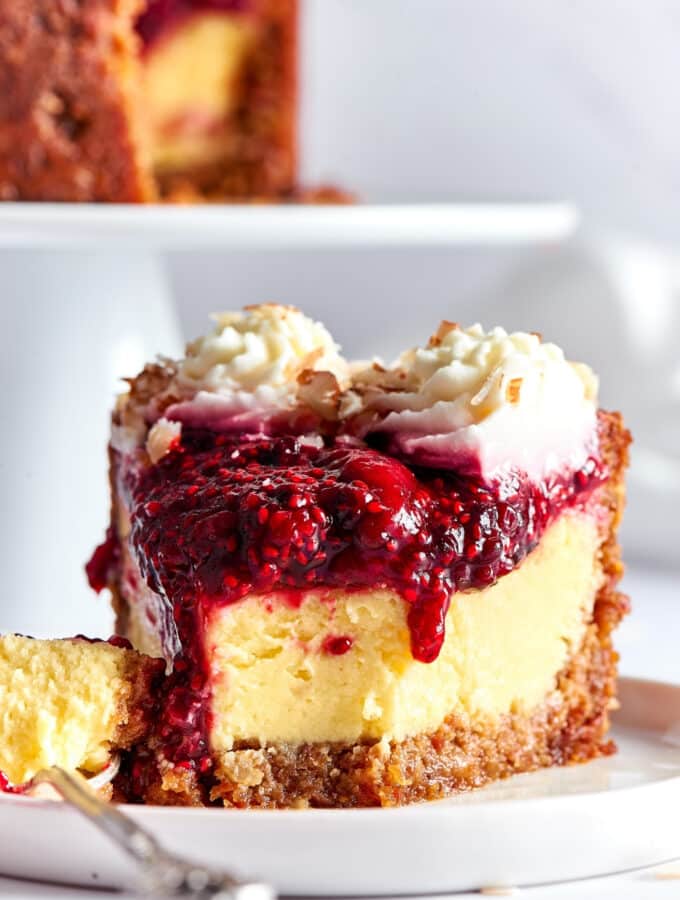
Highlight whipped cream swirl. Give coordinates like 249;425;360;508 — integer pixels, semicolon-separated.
166;304;348;432
178;304;347;392
350;322;598;481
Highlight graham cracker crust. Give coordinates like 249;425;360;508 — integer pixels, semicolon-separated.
89;645;162;801
114;647;166;750
112;410;630;808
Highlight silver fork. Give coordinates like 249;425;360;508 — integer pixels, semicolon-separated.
28;766;275;900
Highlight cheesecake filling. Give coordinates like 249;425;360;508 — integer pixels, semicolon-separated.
207;512;602;749
135;2;259;176
0;636;134;785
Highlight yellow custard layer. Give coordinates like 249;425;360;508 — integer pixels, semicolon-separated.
0;636;132;784
143;14;256;172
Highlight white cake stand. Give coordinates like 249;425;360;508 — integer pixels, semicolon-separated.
0;202;577;639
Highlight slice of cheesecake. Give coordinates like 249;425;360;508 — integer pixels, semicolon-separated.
0;634;162;793
0;0;297;202
89;305;630;807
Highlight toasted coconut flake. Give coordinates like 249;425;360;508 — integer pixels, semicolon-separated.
470;367;502;408
297;369;343;421
146;418;182;464
506;377;523;404
428;320;459;347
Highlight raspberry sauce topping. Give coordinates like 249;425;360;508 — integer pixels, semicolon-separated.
126;431;604;665
136;0;253;48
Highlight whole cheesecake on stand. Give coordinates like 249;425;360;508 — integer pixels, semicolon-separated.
0;0;300;201
81;304;629;806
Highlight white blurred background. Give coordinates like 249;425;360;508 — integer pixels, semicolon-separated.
2;0;678;650
299;0;680;236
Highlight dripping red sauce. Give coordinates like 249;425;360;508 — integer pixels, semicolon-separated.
85;526;119;593
136;0;254;50
89;429;604;791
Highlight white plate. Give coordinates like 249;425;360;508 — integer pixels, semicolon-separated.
0;202;577;249
1;677;679;895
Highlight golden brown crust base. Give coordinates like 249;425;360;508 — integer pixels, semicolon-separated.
113;410;630;808
0;0;298;202
113;648;166;749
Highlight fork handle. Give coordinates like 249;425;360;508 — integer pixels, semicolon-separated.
32;767;273;899
33;766;165;867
